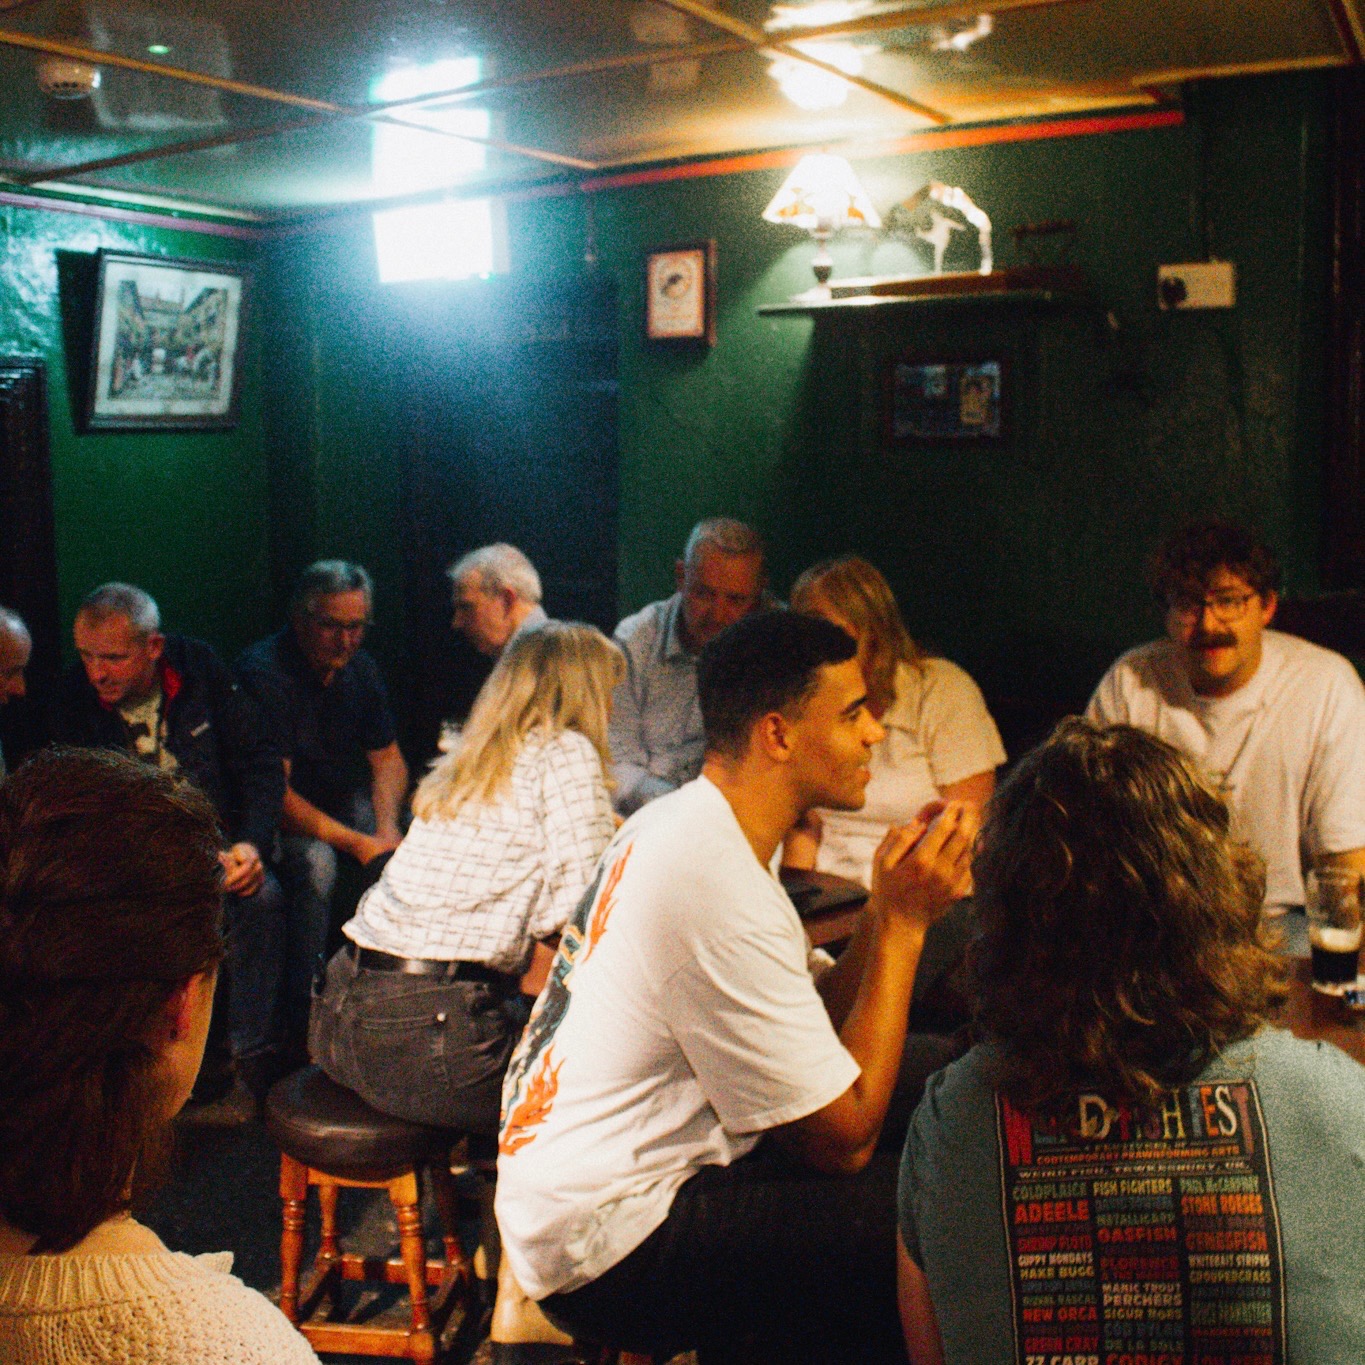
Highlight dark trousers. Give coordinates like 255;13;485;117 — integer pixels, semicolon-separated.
541;1144;909;1365
308;945;529;1136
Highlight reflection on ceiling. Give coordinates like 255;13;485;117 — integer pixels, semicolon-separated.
0;0;1357;220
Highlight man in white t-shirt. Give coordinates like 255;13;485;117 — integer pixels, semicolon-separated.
495;610;976;1362
1087;520;1365;911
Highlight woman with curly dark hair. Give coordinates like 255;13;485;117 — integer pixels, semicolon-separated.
0;748;315;1363
897;719;1365;1365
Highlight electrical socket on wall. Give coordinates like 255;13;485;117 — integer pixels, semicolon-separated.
1157;261;1236;310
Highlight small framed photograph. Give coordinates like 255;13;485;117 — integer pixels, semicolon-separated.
644;241;715;345
888;356;1005;444
86;250;250;431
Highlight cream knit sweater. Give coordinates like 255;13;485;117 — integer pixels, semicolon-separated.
0;1218;316;1364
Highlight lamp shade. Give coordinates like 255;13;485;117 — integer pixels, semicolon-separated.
762;153;881;233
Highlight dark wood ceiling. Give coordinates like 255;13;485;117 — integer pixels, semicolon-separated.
0;0;1359;220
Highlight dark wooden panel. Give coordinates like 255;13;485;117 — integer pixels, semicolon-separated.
1325;68;1365;587
0;358;59;764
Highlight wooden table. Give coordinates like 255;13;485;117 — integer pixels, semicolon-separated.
1276;956;1365;1065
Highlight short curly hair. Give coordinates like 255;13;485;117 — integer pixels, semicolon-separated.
1147;520;1280;606
971;718;1285;1114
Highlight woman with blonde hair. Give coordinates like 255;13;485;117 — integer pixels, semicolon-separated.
787;555;1005;887
310;620;622;1136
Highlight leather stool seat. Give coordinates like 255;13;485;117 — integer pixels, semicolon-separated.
265;1066;460;1177
263;1066;476;1363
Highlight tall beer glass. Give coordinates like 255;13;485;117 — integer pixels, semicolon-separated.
1306;867;1363;994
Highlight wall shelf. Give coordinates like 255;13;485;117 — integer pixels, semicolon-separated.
757;265;1091;316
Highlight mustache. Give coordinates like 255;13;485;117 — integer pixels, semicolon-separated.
1189;631;1237;650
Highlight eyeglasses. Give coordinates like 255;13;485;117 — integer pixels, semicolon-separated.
308;613;369;637
1168;590;1258;625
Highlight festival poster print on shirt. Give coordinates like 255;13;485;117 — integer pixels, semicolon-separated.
997;1081;1285;1365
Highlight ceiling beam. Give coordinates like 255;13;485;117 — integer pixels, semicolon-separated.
651;0;951;123
383;39;754;111
0;27;597;183
785;0;1095;42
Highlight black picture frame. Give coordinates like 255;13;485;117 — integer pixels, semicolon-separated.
887;355;1005;444
644;240;716;346
86;250;251;432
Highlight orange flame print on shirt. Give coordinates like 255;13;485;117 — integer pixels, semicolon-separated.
497;842;634;1155
500;1047;564;1155
584;844;631;955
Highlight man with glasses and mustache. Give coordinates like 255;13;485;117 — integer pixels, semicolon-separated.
1088;520;1365;913
238;560;408;1055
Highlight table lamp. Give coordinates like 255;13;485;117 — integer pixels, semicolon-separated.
762;152;881;298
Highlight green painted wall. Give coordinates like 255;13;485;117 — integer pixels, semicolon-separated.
0;201;271;657
563;71;1331;731
269;72;1330;740
1;69;1304;746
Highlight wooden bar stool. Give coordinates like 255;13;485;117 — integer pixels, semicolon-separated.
264;1066;477;1363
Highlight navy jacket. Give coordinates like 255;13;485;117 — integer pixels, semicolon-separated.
50;634;284;853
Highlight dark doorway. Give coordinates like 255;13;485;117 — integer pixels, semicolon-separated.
390;271;619;765
0;358;59;767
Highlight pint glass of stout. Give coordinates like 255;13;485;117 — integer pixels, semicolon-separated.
1305;867;1363;993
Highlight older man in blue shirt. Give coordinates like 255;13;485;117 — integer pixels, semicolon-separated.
608;518;767;814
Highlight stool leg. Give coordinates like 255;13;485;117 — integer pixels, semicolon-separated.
428;1159;468;1274
390;1170;434;1348
317;1178;341;1267
278;1154;308;1324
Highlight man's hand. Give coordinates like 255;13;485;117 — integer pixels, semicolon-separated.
349;830;402;865
220;842;266;898
869;800;979;934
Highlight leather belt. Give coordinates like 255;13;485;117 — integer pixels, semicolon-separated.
348;943;512;987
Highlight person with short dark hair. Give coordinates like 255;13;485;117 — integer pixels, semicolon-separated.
608;517;769;815
51;582;288;1112
896;720;1365;1364
0;748;316;1362
1088;520;1365;911
495;609;976;1363
237;560;409;1053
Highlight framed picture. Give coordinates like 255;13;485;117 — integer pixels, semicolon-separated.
888;356;1004;444
644;241;715;345
86;250;251;431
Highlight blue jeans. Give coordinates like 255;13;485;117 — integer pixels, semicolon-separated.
221;868;286;1062
277;792;376;1045
308;946;529;1137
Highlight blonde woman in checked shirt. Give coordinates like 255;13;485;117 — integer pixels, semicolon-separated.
309;621;622;1136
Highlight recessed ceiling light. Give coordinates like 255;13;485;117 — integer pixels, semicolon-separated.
147;43;170;55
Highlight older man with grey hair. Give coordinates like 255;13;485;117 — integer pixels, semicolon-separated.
237;560;409;1055
0;607;32;780
448;542;547;656
608;517;768;815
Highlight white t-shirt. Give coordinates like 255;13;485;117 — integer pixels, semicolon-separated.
494;776;860;1300
815;659;1005;887
1087;630;1365;910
